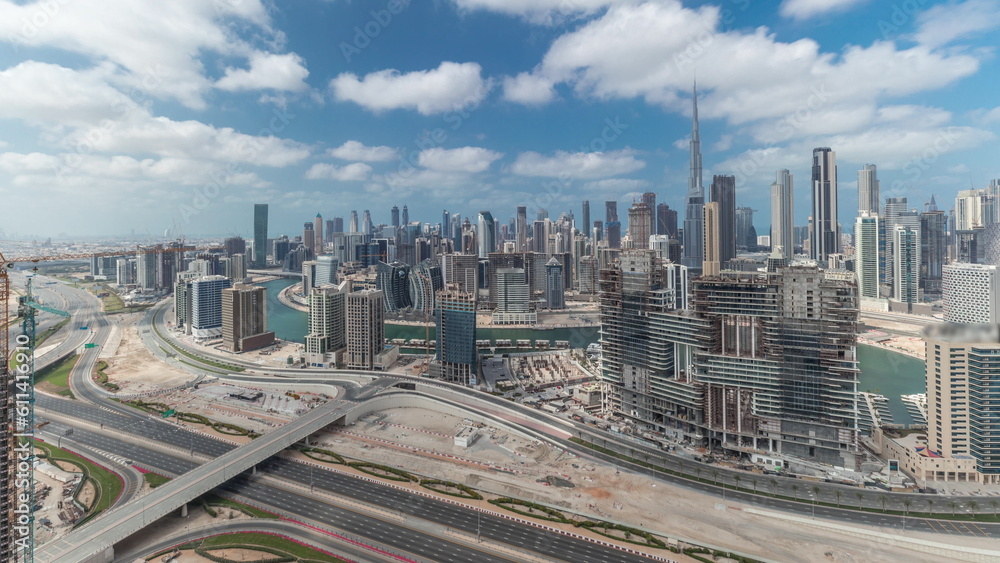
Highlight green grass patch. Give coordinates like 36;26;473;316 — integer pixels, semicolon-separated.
35;354;79;398
92;360;120;392
36;442;123;526
36;317;71;348
211;421;250;436
176;412;210;424
144;473;171;488
419;479;482;500
195;533;349;562
200;494;278;519
347;462;417;482
301;448;345;464
576;521;667;549
488;497;571;523
124;400;170;415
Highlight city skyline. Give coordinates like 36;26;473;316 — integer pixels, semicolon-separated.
0;1;998;238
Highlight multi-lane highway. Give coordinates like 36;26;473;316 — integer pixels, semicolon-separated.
35;400;664;563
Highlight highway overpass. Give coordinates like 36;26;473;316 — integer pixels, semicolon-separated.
37;395;360;563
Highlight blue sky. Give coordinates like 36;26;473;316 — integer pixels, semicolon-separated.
0;0;997;239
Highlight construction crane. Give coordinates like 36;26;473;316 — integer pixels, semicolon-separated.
0;241;206;562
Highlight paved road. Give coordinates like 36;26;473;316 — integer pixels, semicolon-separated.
37;414;660;563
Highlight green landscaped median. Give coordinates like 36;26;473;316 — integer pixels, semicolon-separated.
35;354;79;398
199;494;279;519
36;317;70;348
569;437;1000;524
161;532;349;563
36;442;123;526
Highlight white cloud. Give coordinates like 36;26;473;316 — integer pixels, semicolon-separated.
0;0;277;109
503;72;556;105
910;0;1000;48
328;140;398;162
216;52;309;92
305;162;373;181
450;0;620;25
417;147;502;173
511;150;645;179
505;0;982;165
330;62;490;115
0;61;127;125
983;107;1000;123
779;0;867;20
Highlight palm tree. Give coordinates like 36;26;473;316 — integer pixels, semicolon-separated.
733;475;742;492
791;484;800;501
751;479;758;494
770;478;779;497
711;469;720;487
834;490;843;508
968;500;980;514
949;500;960;516
989;499;999;518
877;494;889;512
902;499;913;530
855;491;865;510
925;498;934;516
696;467;703;482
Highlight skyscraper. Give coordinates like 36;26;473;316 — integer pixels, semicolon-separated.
221;284;274;353
544;257;565;309
362;209;373;236
710;175;736;264
349;210;359;233
516;206;527;251
893;225;920;306
854;213;881;299
943;263;1000;323
810;147;838;263
305;283;346;362
656;203;677;237
431;284;477;384
478;211;497;258
303;222;315;257
189;275;232;338
920;207;948;298
401;204;409;225
391;206;400;230
858;164;879;215
314;213;324;256
734;207;756;251
627;201;651;249
702;201;721;277
253;203;268;267
346;289;385;370
770;170;794;259
581;200;591;240
923;324;1000;483
493;267;534;325
682;84;705;274
642;192;656;239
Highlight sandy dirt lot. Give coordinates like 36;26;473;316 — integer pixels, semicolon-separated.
105;314;195;394
304;406;995;563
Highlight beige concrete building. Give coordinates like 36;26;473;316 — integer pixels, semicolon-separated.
878;324;1000;485
221;284;274;353
345;289;384;370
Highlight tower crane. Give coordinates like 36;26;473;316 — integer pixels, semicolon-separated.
1;242;211;562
